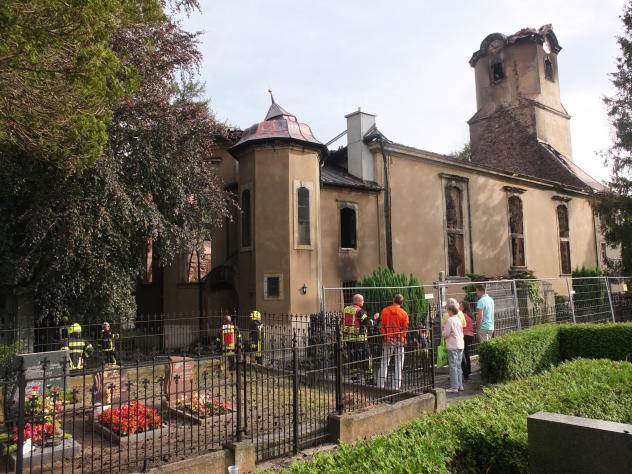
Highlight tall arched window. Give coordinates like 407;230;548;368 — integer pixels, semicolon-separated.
544;58;554;81
508;196;525;267
556;205;571;274
297;187;310;245
241;189;251;248
445;185;465;276
340;207;357;249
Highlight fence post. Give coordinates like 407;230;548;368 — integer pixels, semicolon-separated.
242;343;248;435
235;339;242;442
292;332;299;454
335;324;343;415
604;276;617;323
566;277;577;324
511;279;522;331
15;358;25;474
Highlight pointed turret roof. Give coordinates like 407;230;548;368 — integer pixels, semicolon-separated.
229;93;326;156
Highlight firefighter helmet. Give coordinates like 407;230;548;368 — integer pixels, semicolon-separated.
68;323;82;335
250;310;261;321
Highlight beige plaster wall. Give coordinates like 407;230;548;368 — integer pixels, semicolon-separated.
387;151;599;285
320;187;382;290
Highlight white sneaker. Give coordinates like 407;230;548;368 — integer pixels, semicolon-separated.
459;387;465;392
446;388;459;393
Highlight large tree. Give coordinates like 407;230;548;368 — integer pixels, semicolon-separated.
597;2;632;275
0;1;234;323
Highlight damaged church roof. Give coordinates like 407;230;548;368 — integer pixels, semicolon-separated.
470;24;562;66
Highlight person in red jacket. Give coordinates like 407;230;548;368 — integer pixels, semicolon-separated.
377;294;409;390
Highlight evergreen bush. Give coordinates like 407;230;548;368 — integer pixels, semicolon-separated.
356;267;428;325
479;322;632;383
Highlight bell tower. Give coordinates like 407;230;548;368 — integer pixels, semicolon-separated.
468;25;573;161
229;94;326;314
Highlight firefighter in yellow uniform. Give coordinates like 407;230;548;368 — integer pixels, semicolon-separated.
61;323;94;371
249;310;263;365
342;294;372;382
217;315;238;371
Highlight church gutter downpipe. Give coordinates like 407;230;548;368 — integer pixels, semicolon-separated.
378;138;394;271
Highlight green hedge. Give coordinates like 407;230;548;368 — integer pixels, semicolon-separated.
558;323;632;362
478;324;559;383
279;359;632;474
479;323;632;383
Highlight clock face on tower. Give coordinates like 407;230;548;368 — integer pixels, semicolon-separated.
543;38;552;54
488;38;504;54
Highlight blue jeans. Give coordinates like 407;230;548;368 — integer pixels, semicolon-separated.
448;349;464;390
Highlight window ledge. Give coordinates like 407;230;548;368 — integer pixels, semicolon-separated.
446;276;470;283
240;247;252;252
339;248;358;252
176;283;200;288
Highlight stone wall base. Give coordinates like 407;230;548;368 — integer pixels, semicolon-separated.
328;391;440;444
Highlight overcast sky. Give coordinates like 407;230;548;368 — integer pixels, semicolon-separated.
181;0;626;182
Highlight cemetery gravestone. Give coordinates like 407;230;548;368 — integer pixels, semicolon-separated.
166;356;196;404
4;350;69;423
92;366;128;406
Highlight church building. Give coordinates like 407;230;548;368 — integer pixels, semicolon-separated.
137;25;615;318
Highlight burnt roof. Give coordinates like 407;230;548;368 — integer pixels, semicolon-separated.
470;24;562;66
321;163;381;192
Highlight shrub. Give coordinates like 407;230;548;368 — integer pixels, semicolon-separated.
356;267;428;325
558;323;632;362
479;322;632;383
280;359;632;474
478;324;559;383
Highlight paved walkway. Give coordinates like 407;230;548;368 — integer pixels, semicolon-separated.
434;357;483;404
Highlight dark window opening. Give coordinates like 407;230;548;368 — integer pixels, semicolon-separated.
601;242;607;261
544;58;554;81
445;186;465;276
241;189;251;248
297;187;310;245
556;205;571;274
492;62;505;81
266;276;280;298
508;196;525;267
342;281;357;306
340;207;357;249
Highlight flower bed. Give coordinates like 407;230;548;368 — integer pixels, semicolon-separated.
165;394;233;425
94;401;163;445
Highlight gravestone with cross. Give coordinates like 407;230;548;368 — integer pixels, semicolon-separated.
92;366;128;406
3;350;69;425
165;356;196;404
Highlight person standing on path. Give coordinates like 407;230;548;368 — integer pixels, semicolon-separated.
377;294;409;390
460;301;475;379
475;284;495;342
443;302;464;393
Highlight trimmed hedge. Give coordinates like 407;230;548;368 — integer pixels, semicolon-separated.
558;323;632;362
478;324;559;383
279;359;632;474
479;322;632;383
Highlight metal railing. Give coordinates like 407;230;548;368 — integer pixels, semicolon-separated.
0;325;434;472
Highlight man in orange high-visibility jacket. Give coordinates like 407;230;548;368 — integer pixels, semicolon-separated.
377;294;409;390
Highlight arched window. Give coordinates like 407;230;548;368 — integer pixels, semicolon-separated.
544;58;554;81
492;61;505;82
241;189;251;248
340;207;357;249
556;205;571;274
508;196;525;267
445;186;465;276
297;187;310;245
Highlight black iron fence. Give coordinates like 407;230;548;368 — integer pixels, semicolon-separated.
0;325;434;472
